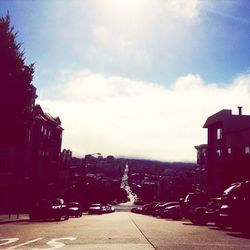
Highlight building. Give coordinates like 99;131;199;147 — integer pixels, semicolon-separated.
203;107;250;193
29;105;64;201
194;144;207;193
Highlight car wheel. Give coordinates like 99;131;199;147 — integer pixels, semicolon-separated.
241;223;250;235
65;214;69;220
29;213;37;221
55;215;61;221
196;215;207;225
192;208;207;226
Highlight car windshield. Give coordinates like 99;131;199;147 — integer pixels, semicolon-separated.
91;204;101;207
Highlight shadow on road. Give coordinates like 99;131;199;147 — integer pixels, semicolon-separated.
227;232;250;239
0;219;29;225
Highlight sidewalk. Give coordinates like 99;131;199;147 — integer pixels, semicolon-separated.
0;214;29;224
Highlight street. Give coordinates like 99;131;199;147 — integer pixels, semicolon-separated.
1;210;250;250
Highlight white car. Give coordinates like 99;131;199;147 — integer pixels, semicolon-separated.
88;203;102;215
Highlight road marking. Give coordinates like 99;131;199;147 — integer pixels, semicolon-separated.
0;238;19;246
31;237;76;250
6;238;43;249
129;214;156;250
0;237;76;249
56;243;154;250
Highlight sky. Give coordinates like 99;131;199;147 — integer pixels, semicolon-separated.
1;0;250;162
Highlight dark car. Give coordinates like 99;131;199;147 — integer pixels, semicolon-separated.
156;202;180;217
29;198;69;221
216;181;250;233
131;204;150;214
141;202;165;216
191;197;221;225
150;202;167;216
88;203;102;215
67;202;83;218
160;203;183;220
180;192;211;222
103;204;115;213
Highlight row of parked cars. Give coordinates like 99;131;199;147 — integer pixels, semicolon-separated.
88;203;115;215
185;181;250;234
29;199;115;221
131;201;182;220
131;180;250;234
29;199;83;221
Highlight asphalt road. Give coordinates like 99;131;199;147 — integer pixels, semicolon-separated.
1;211;250;250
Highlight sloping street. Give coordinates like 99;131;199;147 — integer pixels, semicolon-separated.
1;211;250;250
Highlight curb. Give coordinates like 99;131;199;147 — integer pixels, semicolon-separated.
0;214;29;224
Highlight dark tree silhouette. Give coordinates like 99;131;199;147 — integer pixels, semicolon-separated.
0;13;36;147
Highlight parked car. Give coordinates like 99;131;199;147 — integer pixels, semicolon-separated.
191;197;221;225
180;192;211;222
67;202;83;218
104;204;115;213
155;202;179;217
216;181;250;233
143;202;160;215
150;202;167;216
160;203;183;220
29;198;69;221
88;203;102;215
101;205;108;214
131;204;150;214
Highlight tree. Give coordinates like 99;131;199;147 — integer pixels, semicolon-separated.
0;13;36;147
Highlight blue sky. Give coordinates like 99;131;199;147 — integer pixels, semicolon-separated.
1;0;250;161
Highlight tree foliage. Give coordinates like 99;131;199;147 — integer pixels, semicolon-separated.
0;13;36;147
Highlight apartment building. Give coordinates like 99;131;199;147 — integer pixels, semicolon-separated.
203;107;250;193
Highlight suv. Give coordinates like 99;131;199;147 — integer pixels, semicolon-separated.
180;193;211;222
29;198;69;221
217;181;250;232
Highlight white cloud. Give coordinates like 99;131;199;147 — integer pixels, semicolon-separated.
38;70;250;162
83;0;203;69
162;0;200;20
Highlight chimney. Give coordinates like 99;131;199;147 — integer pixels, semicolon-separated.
238;106;242;115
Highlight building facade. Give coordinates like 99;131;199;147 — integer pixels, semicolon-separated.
0;103;65;212
203;107;250;193
194;144;208;193
29;105;64;201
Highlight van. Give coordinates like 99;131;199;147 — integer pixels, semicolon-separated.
217;181;250;233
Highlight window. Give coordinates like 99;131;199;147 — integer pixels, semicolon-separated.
28;129;31;142
227;148;232;154
217;128;222;140
245;146;250;154
202;148;206;157
41;126;44;133
216;150;222;157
